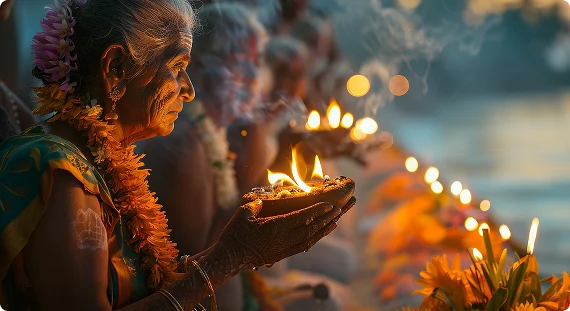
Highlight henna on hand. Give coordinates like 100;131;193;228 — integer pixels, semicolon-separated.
212;198;355;275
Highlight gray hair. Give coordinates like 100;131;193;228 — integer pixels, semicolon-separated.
192;3;266;59
69;0;196;87
265;36;308;71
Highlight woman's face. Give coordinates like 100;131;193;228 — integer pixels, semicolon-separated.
273;56;308;100
117;44;194;139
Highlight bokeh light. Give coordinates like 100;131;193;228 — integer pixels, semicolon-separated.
480;200;491;212
405;157;419;172
430;181;443;194
464;217;479;231
478;222;490;236
341;113;354;129
499;224;511;240
479;222;490;236
450;181;463;195
240;130;247;137
347;74;371;97
424;167;439;183
460;189;472;204
356;117;379;135
472;248;483;261
389;75;410;96
350;126;367;142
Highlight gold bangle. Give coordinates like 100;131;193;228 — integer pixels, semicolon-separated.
192;260;217;311
157;288;184;311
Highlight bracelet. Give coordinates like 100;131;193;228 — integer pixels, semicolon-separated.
157;288;184;311
180;255;190;272
192;260;218;311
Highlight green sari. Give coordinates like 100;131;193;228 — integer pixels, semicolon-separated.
0;126;148;310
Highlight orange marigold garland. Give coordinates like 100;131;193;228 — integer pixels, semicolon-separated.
33;84;179;290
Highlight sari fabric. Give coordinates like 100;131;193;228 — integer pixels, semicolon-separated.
0;126;148;310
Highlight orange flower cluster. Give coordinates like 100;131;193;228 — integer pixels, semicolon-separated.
33;84;179;289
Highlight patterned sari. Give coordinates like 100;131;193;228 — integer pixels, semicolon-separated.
0;126;148;310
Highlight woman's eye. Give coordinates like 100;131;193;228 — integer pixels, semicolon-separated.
173;63;185;72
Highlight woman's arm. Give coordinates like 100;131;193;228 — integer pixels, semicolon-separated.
23;170;218;311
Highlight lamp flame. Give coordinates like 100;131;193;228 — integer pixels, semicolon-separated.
267;169;297;186
311;155;324;180
473;248;483;261
527;218;539;255
327;100;341;129
291;149;312;193
306;110;320;130
341;113;354;128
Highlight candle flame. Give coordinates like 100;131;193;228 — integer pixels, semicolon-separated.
306;110;320;130
473;248;483;261
327;100;341;129
527;218;539;255
311;155;324;179
341;113;354;128
291;149;311;193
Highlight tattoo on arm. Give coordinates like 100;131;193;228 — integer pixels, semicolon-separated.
71;208;108;251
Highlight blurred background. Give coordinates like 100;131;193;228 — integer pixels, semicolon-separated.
2;0;570;309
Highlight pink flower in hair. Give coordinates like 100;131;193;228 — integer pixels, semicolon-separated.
31;0;80;91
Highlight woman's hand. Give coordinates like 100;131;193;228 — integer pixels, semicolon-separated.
211;197;356;276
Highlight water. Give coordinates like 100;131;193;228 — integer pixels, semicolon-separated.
380;90;570;275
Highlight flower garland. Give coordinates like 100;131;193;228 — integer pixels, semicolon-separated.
185;101;282;311
185;101;239;210
33;84;179;290
31;0;178;290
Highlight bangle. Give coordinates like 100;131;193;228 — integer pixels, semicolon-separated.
180;255;190;272
157;288;184;311
192;260;217;311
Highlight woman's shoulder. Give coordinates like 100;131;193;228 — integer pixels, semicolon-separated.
0;125;114;209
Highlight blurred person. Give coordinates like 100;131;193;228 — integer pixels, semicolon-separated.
0;0;353;310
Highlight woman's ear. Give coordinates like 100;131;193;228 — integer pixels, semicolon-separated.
100;44;129;94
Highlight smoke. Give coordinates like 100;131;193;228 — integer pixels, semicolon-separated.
316;0;499;115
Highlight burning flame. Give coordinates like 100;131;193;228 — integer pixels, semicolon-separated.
472;248;483;261
341;113;354;128
306;110;320;130
311;155;323;180
327;100;341;129
267;148;323;193
527;218;539;255
291;149;312;193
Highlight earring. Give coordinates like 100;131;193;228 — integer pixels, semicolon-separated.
104;86;122;121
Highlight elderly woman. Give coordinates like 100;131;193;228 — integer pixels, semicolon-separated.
139;4;270;310
0;0;354;310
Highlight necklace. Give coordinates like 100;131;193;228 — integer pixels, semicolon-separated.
185;101;239;210
33;84;179;290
